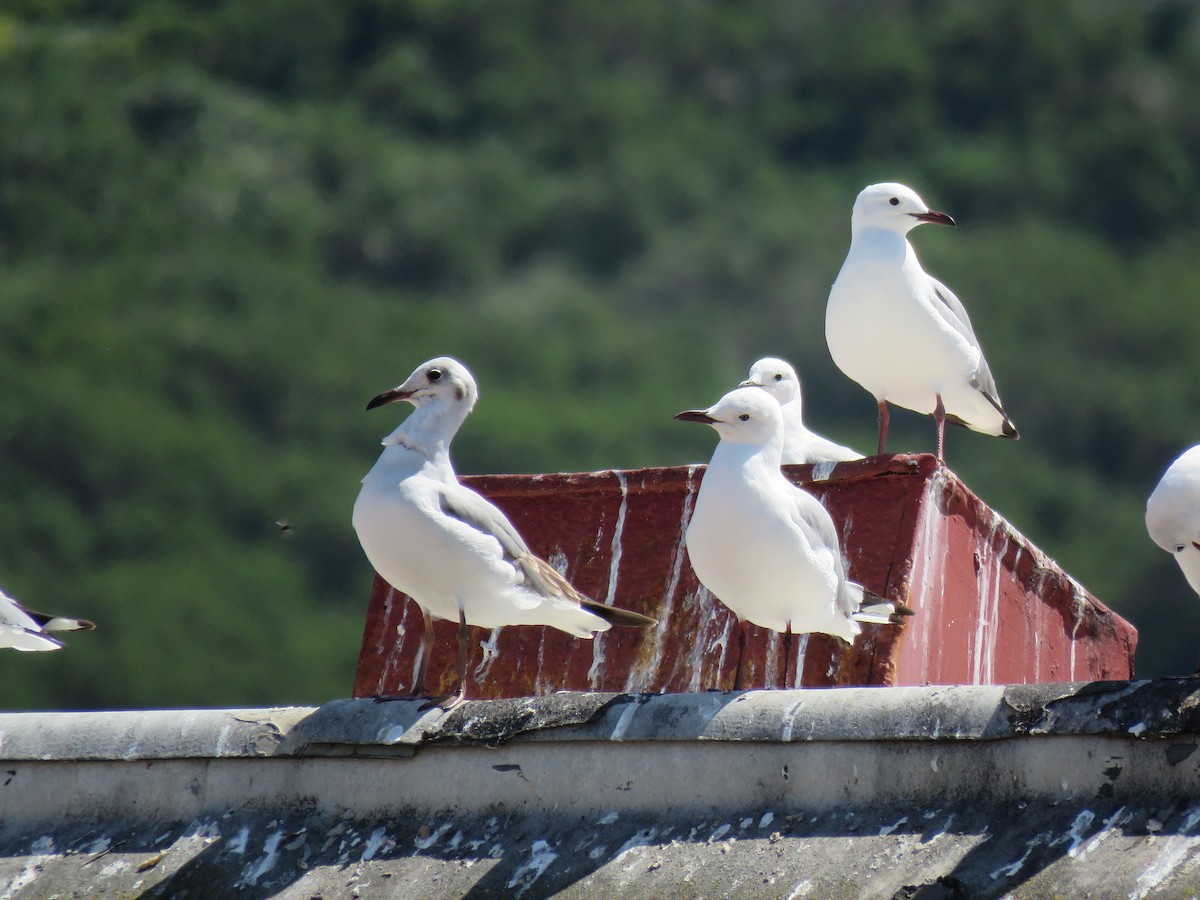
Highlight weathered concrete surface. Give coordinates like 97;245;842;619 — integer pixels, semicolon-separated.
3;682;1200;898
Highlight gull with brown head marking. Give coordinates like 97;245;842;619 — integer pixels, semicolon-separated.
353;356;655;710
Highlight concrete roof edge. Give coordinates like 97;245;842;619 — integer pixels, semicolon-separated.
283;680;1197;755
0;706;314;761
1;680;1196;762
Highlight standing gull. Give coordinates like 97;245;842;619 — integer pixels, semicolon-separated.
826;182;1018;459
675;386;910;689
353;356;655;709
1147;445;1200;670
1;586;94;651
740;357;864;465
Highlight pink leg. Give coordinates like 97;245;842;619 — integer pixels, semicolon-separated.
934;394;946;462
877;401;889;456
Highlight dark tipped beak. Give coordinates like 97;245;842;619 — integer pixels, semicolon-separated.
909;209;957;227
674;409;716;424
366;387;413;410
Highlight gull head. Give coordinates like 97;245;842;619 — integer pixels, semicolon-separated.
367;356;479;415
741;357;801;407
851;182;957;235
675;386;784;447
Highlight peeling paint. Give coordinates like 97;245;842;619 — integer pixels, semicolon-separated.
0;836;54;900
1076;806;1132;861
625;466;700;693
586;472;629;690
1060;809;1095;856
1133;804;1200;898
989;830;1051;880
226;826;250;856
472;628;502;684
609;699;643;741
241;830;283;886
413;822;453;851
361;827;392;861
811;460;837;482
879;815;908;836
508;838;558;897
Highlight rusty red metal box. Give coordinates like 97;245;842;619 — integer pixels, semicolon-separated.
352;455;1136;698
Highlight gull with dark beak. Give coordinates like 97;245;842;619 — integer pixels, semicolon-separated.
675;386;910;690
740;357;863;465
353;356;655;709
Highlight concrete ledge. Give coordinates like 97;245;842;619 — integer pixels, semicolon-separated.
2;680;1192;763
3;682;1200;898
277;680;1198;755
0;707;309;761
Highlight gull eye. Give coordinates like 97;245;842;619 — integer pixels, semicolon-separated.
427;368;443;382
1178;546;1187;554
774;373;783;382
738;413;751;422
889;197;900;206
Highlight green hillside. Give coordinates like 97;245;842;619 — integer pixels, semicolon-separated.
2;0;1199;707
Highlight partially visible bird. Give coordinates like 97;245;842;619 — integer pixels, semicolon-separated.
0;587;95;651
353;356;656;709
740;357;864;465
1147;445;1200;648
675;386;910;689
826;182;1018;460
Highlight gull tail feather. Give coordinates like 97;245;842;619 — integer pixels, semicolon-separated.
579;598;657;628
851;586;915;626
520;555;657;627
21;607;96;633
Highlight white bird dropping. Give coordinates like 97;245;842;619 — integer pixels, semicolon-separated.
0;587;94;651
826;182;1018;460
675;386;910;689
740;357;863;465
352;356;655;709
1147;445;1200;624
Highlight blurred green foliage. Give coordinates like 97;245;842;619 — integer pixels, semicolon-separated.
2;0;1200;708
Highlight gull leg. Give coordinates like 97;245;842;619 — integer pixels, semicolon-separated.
419;607;471;711
412;607;435;696
783;625;793;689
934;394;946;462
374;605;436;703
877;401;890;455
733;619;749;691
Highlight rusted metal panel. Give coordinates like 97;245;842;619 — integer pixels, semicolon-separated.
352;455;1137;699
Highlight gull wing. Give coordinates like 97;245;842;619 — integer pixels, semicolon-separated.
437;483;656;627
929;276;1018;436
781;486;859;619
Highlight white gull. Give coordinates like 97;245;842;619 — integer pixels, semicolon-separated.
826;182;1018;459
353;356;654;708
675;386;910;689
740;357;863;465
1147;445;1200;665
